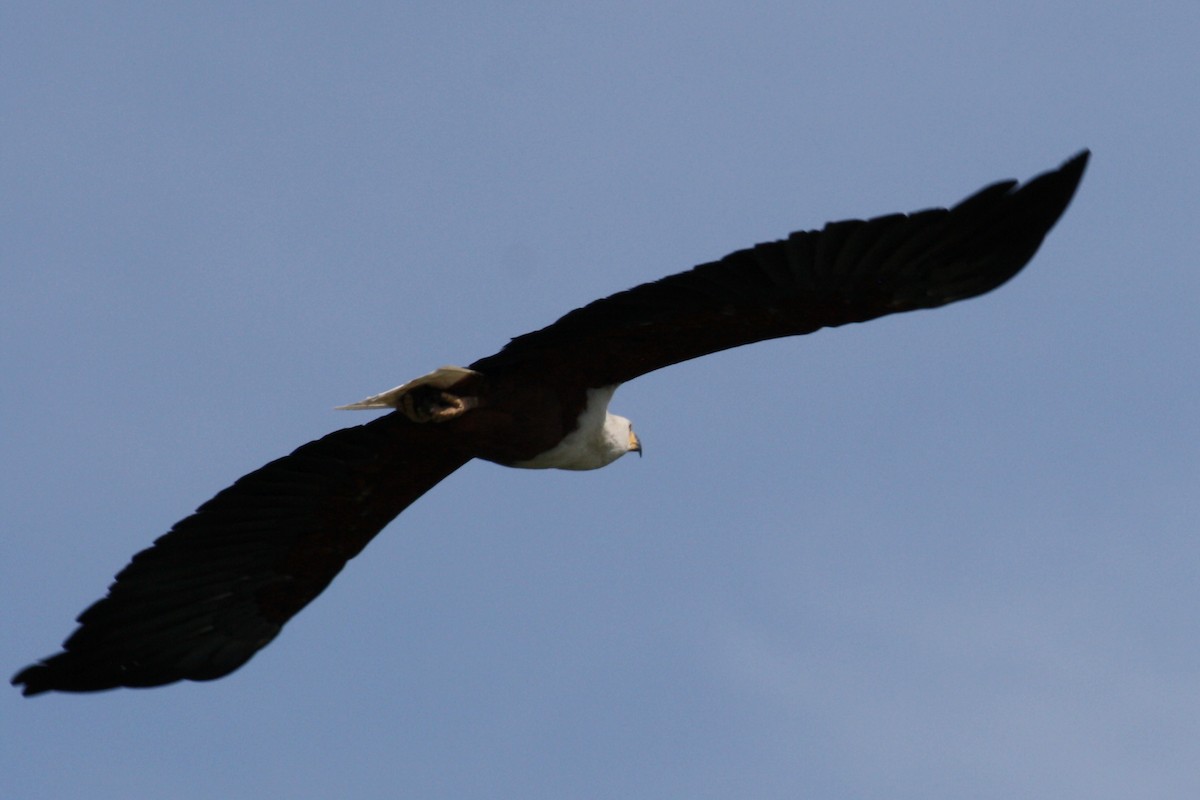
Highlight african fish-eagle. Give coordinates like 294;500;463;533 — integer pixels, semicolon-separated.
13;151;1088;695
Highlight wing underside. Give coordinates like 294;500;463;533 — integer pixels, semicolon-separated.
13;413;469;695
473;151;1088;387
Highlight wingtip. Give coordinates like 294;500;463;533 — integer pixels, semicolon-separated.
11;650;139;696
11;663;53;697
1060;148;1090;183
1012;148;1090;232
1043;148;1091;219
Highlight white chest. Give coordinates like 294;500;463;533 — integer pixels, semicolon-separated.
510;386;626;471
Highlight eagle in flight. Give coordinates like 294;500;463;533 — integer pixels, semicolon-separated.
14;152;1088;695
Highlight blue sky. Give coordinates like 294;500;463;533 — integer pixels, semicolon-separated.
3;3;1197;798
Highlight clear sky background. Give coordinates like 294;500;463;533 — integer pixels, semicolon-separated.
3;3;1197;799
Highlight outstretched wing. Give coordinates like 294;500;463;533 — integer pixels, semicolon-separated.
472;151;1088;386
13;413;470;695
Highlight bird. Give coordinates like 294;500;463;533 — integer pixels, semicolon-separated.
13;151;1089;696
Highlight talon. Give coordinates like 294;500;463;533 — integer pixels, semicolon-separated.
398;387;477;423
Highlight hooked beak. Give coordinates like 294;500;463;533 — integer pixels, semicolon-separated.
629;430;642;457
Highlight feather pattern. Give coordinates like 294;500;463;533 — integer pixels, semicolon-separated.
13;414;468;694
473;151;1087;387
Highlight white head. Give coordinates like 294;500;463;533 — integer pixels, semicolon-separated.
599;413;642;466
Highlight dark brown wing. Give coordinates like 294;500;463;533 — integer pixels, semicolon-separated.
471;151;1088;386
13;413;470;695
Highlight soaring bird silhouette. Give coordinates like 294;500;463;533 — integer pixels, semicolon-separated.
14;151;1088;695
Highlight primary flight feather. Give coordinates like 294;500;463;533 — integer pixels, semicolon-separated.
13;151;1088;695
